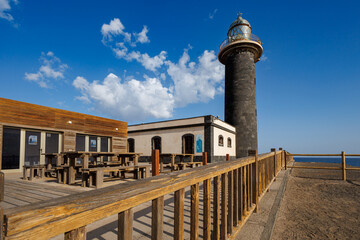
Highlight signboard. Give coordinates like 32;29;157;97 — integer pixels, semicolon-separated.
28;135;38;145
196;134;203;153
90;139;97;148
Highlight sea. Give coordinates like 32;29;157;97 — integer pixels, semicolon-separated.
294;157;360;167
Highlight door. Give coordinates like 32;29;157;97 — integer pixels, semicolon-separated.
45;132;59;165
25;131;41;166
183;134;194;154
101;137;109;161
76;134;86;164
2;127;20;169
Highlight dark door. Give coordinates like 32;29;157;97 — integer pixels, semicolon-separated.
25;131;41;166
183;134;194;154
152;137;161;153
76;134;86;151
101;137;109;161
76;134;86;164
128;138;135;152
45;133;59;165
2;127;20;169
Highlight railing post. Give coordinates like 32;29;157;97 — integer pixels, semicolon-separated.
151;149;163;239
226;154;230;161
190;183;199;239
64;226;86;240
202;152;207;166
248;150;259;213
342;151;346;181
221;173;227;240
271;148;276;180
213;176;221;239
174;188;185;240
118;208;133;240
0;171;4;240
152;150;159;177
203;179;211;240
284;151;287;170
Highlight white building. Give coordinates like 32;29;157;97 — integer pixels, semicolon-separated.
127;115;236;163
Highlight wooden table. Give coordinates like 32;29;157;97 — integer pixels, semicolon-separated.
58;151;143;185
159;153;195;172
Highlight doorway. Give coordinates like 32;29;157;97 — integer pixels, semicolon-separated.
25;131;41;166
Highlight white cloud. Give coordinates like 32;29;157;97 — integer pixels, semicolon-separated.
0;0;17;22
208;9;218;20
102;18;163;72
135;25;150;43
25;51;68;88
260;54;268;62
73;73;174;121
167;49;224;107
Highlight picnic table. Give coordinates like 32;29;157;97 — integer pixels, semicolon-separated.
57;151;143;185
159;153;202;172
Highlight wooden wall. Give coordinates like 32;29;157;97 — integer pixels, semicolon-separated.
63;131;76;152
0;97;127;138
113;136;127;153
0;124;2;167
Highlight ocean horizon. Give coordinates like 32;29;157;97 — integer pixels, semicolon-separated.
294;157;360;167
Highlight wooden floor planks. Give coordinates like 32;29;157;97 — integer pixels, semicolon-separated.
1;178;86;210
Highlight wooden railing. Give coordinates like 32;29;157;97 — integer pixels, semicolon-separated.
286;152;360;181
2;149;289;240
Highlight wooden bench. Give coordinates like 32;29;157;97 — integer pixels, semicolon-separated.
177;162;203;170
81;165;150;188
23;165;46;180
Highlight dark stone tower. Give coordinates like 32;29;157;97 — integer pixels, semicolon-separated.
218;13;263;157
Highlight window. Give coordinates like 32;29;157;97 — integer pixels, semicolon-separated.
227;137;232;148
2;127;20;169
128;138;135;152
218;135;224;147
152;136;161;153
182;134;194;154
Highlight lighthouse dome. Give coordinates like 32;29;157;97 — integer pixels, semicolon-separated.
227;13;252;41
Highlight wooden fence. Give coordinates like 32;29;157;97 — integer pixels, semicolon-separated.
286;152;360;181
1;149;288;240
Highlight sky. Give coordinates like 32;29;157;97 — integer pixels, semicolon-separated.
0;0;359;154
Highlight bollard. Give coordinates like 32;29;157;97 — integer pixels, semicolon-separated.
202;152;207;166
152;150;160;177
342;151;346;181
226;154;230;161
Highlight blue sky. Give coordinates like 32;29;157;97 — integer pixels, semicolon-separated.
0;0;359;154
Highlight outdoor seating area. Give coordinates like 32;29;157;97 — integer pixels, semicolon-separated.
23;151;148;188
159;153;203;172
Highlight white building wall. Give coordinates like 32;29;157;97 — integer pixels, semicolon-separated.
129;126;205;156
213;127;236;156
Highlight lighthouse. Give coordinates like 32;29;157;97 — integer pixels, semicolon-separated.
218;13;263;158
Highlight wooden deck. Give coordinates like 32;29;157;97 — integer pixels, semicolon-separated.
1;174;89;210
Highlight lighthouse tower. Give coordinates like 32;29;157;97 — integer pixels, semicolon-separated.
218;13;263;158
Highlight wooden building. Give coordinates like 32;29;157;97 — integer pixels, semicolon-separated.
0;97;127;173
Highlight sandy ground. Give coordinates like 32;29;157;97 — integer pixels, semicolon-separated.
272;162;360;240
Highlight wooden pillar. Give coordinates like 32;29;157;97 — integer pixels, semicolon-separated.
271;148;276;179
118;208;133;240
152;150;159;177
284;151;287;170
342;151;346;181
190;183;199;239
64;226;86;240
152;196;164;240
174;188;185;240
0;124;3;170
226;154;230;161
151;149;163;240
221;173;227;240
203;179;211;240
233;169;239;226
213;176;220;239
202;152;207;166
83;154;89;169
239;167;243;222
227;170;233;234
249;150;259;213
